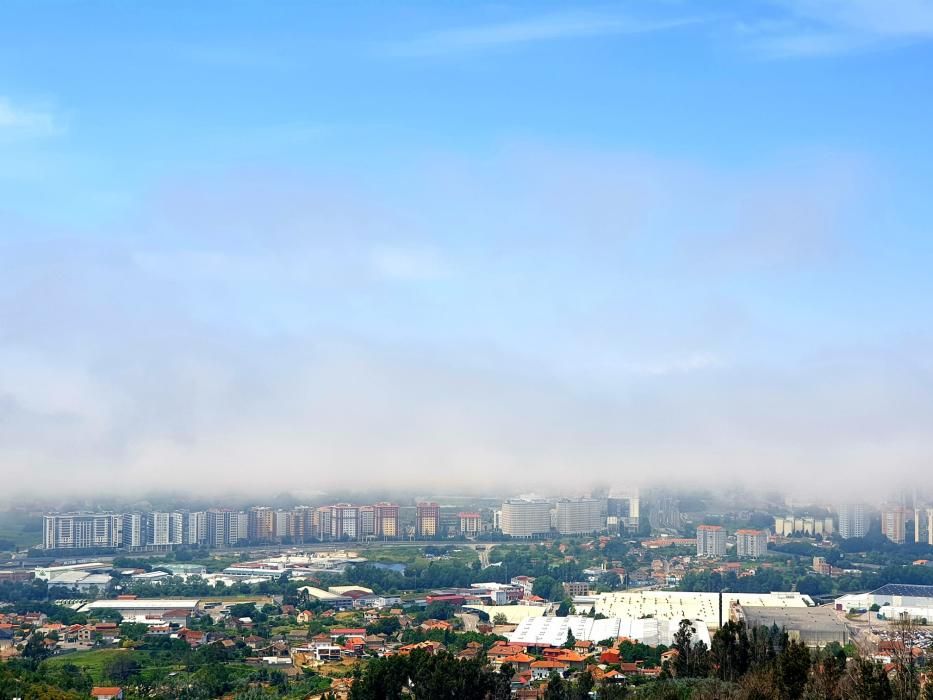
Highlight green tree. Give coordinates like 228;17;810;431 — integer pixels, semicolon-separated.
777;639;812;699
544;670;568;700
563;629;577;649
105;655;142;684
710;619;751;682
843;658;894;700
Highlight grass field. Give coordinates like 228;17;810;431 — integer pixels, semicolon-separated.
45;648;153;682
45;648;258;684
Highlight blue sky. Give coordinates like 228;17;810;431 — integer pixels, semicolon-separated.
1;1;933;498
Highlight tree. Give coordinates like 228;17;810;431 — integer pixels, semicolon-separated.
563;629;576;649
711;620;751;682
672;619;711;678
777;639;812;699
533;575;562;601
19;632;54;670
556;599;574;617
492;613;508;626
570;670;595;700
842;658;894;700
544;671;568;700
105;655;142;684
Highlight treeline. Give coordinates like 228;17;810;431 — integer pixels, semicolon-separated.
649;618;932;700
677;568;793;594
340;551;587;595
679;563;933;597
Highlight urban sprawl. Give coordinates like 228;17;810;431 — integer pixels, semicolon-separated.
3;490;933;699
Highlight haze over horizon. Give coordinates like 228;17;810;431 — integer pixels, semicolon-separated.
2;1;933;499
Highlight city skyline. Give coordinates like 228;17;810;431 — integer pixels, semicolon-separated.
3;1;933;496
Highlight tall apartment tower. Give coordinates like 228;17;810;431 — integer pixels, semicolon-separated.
207;509;242;547
374;503;399;539
735;529;768;558
881;505;907;544
43;513;123;550
185;511;208;546
915;507;933;546
247;507;275;542
329;504;360;540
416;502;440;538
838;503;869;539
459;512;481;536
500;499;551;538
555;499;603;535
696;525;726;558
122;513;145;548
146;512;172;547
358;506;376;539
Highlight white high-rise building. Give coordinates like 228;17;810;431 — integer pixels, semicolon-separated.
500;499;551;538
838;503;869;539
148;512;172;546
123;513;145;548
185;511;208;546
915;507;933;546
696;525;726;558
43;513;123;550
736;529;768;558
555;499;604;534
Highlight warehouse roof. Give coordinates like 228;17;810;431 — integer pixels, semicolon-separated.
872;584;933;599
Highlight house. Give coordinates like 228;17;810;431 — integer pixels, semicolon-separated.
296;610;314;624
398;640;445;656
530;660;568;681
420;619;453;632
551;651;588;669
600;649;621;664
91;688;124;700
330;628;366;640
660;649;679;667
501;653;536;673
175;628;206;647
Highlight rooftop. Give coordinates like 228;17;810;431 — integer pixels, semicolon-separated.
872;584;933;599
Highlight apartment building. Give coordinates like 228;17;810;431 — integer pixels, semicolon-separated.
881;506;907;544
555;499;603;535
838;503;869;539
501;499;551;538
416;502;440;538
43;513;123;550
459;512;481;536
374;503;399;539
696;525;726;558
735;529;768;559
247;507;275;542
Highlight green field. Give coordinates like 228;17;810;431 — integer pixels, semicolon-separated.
45;649;156;682
45;648;256;685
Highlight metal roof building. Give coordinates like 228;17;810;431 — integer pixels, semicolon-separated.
739;605;851;648
508;614;711;648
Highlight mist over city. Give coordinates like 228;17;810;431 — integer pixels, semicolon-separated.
3;2;933;699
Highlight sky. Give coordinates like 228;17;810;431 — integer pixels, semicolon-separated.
1;1;933;500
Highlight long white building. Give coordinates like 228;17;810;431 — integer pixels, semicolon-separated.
43;513;123;550
555;498;603;535
508;614;711;648
500;499;551;538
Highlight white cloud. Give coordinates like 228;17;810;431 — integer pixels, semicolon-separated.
388;11;699;57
